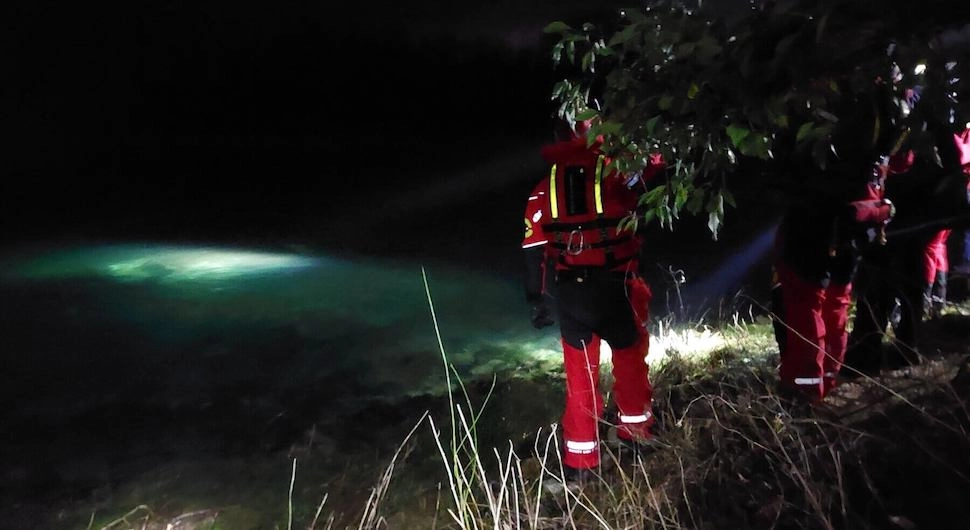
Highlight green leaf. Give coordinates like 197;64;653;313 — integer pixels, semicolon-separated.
725;124;750;148
639;185;667;207
660;202;673;229
686;190;705;214
594;42;616;57
674;185;689;217
608;24;638;47
658;95;674;110
575;108;599;121
707;210;722;240
687;83;699;100
621;214;640;233
796;122;815;142
551;80;567;100
551;42;564;65
618;216;633;233
544;21;572;34
705;192;725;239
740;134;770;159
591;120;622;138
645;115;662;136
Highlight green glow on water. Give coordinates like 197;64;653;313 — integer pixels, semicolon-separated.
8;244;317;282
1;243;547;376
2;243;729;373
1;242;748;528
104;248;317;281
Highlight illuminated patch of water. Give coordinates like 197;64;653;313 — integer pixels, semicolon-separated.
7;244;318;282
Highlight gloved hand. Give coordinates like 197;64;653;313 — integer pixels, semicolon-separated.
530;301;554;329
846;199;894;225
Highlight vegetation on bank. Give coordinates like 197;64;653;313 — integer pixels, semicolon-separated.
545;0;970;239
85;294;970;530
379;309;970;530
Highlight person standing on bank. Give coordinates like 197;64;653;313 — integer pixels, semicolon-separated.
772;76;898;401
522;117;664;477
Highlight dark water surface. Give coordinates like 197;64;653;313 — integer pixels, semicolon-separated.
0;244;567;527
0;143;780;528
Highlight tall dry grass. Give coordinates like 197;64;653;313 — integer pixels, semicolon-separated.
84;291;970;529
351;307;970;530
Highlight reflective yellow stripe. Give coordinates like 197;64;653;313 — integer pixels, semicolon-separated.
549;164;559;219
594;155;605;215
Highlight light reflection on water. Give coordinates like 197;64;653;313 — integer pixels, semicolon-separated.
0;243;558;528
102;247;319;281
1;242;748;527
4;242;541;352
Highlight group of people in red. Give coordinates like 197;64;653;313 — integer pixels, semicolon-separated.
774;93;970;402
521;106;969;480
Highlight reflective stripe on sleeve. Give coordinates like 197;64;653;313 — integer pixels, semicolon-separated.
794;377;823;385
565;440;598;454
521;240;548;249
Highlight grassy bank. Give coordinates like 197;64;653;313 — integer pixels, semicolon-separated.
360;304;970;530
79;298;970;529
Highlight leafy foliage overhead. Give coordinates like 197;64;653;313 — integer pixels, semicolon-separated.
547;0;970;238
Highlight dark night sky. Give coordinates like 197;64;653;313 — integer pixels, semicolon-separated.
4;1;631;253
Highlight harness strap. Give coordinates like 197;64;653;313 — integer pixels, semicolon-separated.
558;253;635;270
549;234;633;251
544;217;626;232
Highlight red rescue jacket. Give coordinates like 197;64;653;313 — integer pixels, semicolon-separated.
521;137;663;271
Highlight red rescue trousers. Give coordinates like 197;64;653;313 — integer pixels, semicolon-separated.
923;229;952;285
560;276;654;469
776;262;852;400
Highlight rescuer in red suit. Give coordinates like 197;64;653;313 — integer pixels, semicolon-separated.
522;119;664;474
923;128;970;316
846;125;970;372
772;81;897;401
923;228;952;316
843;148;915;374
